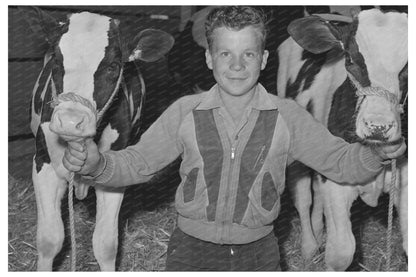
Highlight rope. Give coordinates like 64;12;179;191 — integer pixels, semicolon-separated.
68;172;77;271
386;159;397;271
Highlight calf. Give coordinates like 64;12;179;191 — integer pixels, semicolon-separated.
21;7;174;271
277;9;407;270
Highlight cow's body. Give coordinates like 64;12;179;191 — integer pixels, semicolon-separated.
277;9;407;270
23;7;173;271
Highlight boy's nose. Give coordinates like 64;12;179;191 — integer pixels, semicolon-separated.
230;57;245;71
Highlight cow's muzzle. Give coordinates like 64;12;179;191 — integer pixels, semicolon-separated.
49;92;97;141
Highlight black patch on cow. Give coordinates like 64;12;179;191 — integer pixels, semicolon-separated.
35;126;51;173
285;50;327;100
343;20;371;88
168;20;216;94
93;61;144;151
327;78;359;143
51;49;64;95
33;58;53;115
93;25;123;113
40;82;55;124
399;63;408;154
306;100;314;114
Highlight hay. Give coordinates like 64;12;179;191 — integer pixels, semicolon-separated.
8;174;407;271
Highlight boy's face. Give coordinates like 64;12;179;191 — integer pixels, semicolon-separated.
205;26;269;98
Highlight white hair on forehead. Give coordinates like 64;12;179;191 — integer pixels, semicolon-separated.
356;9;408;74
59;12;112;103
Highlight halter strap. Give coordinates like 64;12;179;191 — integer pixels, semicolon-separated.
49;67;124;124
347;71;403;114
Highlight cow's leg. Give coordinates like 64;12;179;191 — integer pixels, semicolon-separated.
321;181;358;271
93;186;125;271
398;161;408;255
311;176;325;245
33;161;67;271
288;164;319;260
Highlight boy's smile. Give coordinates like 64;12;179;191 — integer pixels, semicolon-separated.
205;26;269;98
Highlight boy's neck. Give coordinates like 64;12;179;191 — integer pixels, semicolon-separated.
218;85;257;123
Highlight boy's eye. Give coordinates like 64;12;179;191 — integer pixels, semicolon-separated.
220;52;230;57
245;52;256;58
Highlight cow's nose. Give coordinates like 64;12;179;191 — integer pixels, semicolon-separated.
59;112;88;133
51;110;95;138
363;118;394;141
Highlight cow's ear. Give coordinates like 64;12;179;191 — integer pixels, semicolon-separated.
288;16;344;54
127;29;175;63
191;6;217;49
18;6;67;45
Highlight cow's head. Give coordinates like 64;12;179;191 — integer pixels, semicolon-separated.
287;9;407;144
22;7;174;142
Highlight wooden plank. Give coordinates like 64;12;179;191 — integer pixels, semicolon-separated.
9;6;180;59
8;61;43;137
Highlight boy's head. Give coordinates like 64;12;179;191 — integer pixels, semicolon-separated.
205;6;268;52
203;6;269;98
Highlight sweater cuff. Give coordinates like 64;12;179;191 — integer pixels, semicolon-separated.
360;146;383;173
93;153;115;184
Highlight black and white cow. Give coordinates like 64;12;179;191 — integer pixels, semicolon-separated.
21;7;174;271
277;9;407;270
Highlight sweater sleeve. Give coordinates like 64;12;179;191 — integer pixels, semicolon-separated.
277;98;383;185
93;97;190;187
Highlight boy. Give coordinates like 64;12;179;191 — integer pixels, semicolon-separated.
63;6;406;271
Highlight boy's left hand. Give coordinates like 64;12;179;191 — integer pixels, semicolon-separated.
372;140;407;161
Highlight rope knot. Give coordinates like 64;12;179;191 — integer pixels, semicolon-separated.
50;92;97;117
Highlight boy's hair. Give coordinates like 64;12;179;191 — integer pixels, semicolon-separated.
205;6;268;51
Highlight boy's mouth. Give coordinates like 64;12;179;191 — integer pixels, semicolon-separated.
227;76;248;80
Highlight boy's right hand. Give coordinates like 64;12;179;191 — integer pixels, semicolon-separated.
63;138;104;177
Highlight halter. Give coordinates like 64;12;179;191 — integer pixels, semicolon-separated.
49;67;124;125
347;71;404;115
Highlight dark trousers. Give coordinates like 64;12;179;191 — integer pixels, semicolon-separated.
165;228;280;271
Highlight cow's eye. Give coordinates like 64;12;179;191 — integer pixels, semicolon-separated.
107;62;120;74
345;54;354;65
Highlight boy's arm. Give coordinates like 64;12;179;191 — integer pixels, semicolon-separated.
278;98;385;185
91;99;187;187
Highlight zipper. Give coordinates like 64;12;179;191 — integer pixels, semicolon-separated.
221;138;238;242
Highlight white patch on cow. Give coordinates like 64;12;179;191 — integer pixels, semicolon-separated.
98;124;120;152
278;37;346;125
60;12;111;106
277;38;305;97
40;122;71;180
356;9;408;94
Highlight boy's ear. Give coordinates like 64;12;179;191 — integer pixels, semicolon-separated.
261;50;269;70
205;49;213;70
